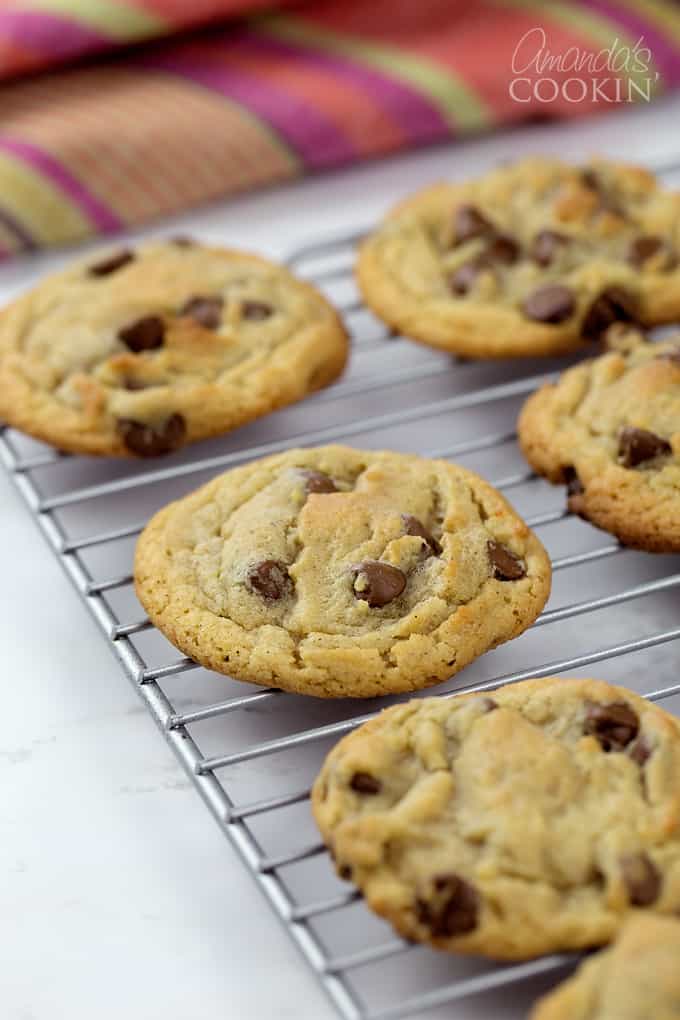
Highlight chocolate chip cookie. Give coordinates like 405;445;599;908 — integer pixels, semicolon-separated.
134;446;550;697
531;914;680;1019
518;326;680;551
0;240;348;456
313;677;680;958
357;158;680;358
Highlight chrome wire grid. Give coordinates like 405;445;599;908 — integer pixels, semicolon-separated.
3;174;680;1019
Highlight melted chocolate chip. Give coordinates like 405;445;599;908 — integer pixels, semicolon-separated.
171;236;195;247
416;875;479;937
530;230;569;267
454;204;494;245
88;249;134;277
618;426;672;468
180;295;224;329
628;236;663;267
448;257;490;295
621;853;661;906
522;284;576;324
116;413;186;457
480;697;498;713
246;560;292;601
486;234;520;265
352;561;406;608
301;470;337;494
349;772;381;795
564;467;586;517
629;736;653;766
118;315;165;352
488;540;526;581
584;700;639;751
581;288;637;342
242;300;273;321
401;514;441;556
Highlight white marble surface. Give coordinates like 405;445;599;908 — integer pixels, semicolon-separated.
3;96;680;1020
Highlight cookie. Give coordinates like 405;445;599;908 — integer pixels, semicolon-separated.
312;677;680;958
518;326;680;552
531;914;680;1019
0;240;348;456
357;158;680;358
134;445;551;698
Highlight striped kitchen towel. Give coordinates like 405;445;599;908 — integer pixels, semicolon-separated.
1;0;679;258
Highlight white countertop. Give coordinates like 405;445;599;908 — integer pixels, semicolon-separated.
3;96;680;1020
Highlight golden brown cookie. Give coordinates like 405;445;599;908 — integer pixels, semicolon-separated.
134;446;551;697
518;326;680;552
313;677;680;958
0;240;348;456
531;914;680;1020
357;158;680;358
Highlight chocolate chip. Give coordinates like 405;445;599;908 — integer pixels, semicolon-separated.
485;234;519;265
480;697;498;713
448;257;490;295
581;168;599;190
242;300;273;321
401;514;441;556
246;560;292;601
349;772;381;795
453;204;494;245
618;426;671;468
352;561;406;608
116;413;186;457
488;540;526;581
180;295;223;329
118;315;165;352
564;467;586;517
171;236;195;247
581;169;625;217
530;229;568;267
629;736;653;766
656;347;680;366
88;249;134;277
416;875;479;937
628;236;663;266
301;470;337;494
122;377;155;391
581;288;637;342
339;864;353;880
522;284;575;324
584;700;639;751
621;853;661;906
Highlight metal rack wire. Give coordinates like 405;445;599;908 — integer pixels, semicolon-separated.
3;174;680;1019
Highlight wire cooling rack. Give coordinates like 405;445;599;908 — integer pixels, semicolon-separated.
3;185;680;1019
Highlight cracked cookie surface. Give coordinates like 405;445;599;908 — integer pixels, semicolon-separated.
0;240;348;456
313;677;680;957
134;446;551;697
357;158;680;358
518;327;680;551
532;914;680;1019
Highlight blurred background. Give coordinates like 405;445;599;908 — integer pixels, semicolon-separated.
1;0;679;260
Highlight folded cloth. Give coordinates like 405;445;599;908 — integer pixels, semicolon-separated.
0;0;296;81
1;0;679;258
